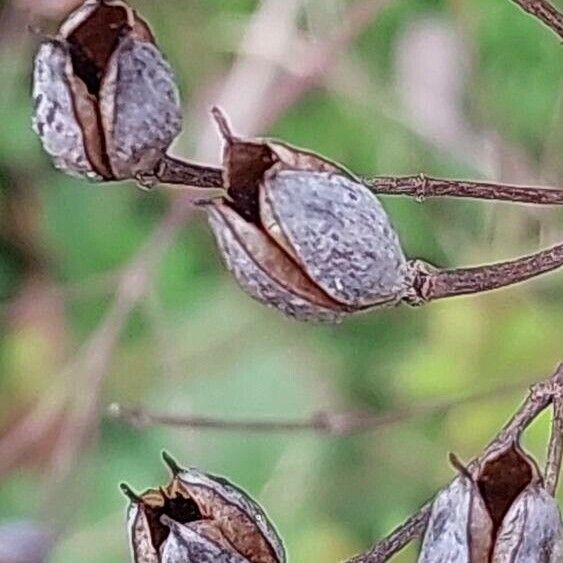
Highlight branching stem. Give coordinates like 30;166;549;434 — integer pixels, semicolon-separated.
367;174;563;206
404;243;563;305
347;363;563;563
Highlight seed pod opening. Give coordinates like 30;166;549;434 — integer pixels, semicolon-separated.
32;0;182;182
124;454;286;563
419;443;563;563
206;108;408;322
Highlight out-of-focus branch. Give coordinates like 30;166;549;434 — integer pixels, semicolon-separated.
39;200;195;519
366;175;563;205
509;0;563;39
347;363;563;563
404;242;563;305
109;376;537;436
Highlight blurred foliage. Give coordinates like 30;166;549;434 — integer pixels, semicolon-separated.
0;0;562;562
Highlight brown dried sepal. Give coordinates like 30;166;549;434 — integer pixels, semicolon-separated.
475;443;537;542
211;107;354;224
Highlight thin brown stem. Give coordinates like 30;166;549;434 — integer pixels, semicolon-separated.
151;155;224;189
544;364;563;496
366;175;563;205
404;242;563;305
509;0;563;39
347;364;563;563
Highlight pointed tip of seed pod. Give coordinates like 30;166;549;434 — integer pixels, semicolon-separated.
211;106;236;144
162;451;182;476
449;452;472;480
120;483;143;503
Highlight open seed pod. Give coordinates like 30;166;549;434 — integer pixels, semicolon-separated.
205;109;408;323
32;0;182;182
419;442;563;562
123;453;286;563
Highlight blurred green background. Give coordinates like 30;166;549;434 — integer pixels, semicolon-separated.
0;0;562;561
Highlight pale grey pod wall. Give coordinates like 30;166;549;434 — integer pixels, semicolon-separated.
492;485;563;563
207;205;346;323
261;170;408;308
161;518;250;563
418;476;485;563
100;37;183;179
126;504;159;563
32;42;100;180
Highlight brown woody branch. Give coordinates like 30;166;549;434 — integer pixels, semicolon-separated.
404;242;563;305
150;159;563;207
152;157;563;207
366;174;563;205
347;363;563;563
509;0;563;39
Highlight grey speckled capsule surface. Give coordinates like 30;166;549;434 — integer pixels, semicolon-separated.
207;205;346;323
101;37;182;179
32;42;100;180
419;476;487;563
161;518;249;563
492;485;562;563
261;170;408;307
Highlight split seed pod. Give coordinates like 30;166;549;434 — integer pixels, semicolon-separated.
206;109;408;322
419;443;563;562
32;0;182;182
123;453;286;563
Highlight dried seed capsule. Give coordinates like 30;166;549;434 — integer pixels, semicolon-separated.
124;453;286;563
32;0;182;182
492;484;562;562
419;444;563;562
206;109;408;322
261;169;408;308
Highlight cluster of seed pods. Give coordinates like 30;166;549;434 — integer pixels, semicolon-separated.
123;453;286;563
420;443;562;562
31;2;563;562
32;0;411;323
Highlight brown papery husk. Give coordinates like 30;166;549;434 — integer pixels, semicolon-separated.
67;68;112;178
169;477;280;563
213;107;355;224
59;0;155;178
475;443;537;537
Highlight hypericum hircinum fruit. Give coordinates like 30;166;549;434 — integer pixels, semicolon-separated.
123;452;286;563
419;443;563;562
32;0;182;182
205;108;408;323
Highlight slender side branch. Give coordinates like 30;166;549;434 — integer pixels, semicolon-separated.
366;175;563;206
509;0;563;39
347;363;563;563
151;155;224;188
108;377;535;436
544;364;563;495
404;242;563;305
109;405;449;436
